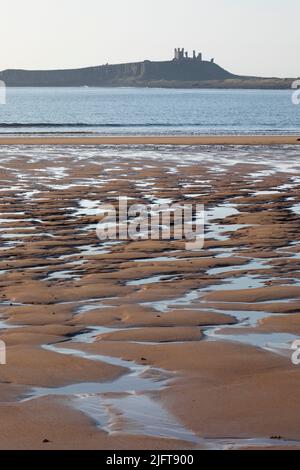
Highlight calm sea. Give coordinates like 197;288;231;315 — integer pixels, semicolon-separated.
0;87;299;135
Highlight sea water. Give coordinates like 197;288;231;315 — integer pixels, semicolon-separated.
0;87;299;135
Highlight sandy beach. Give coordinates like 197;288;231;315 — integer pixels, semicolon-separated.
0;143;300;449
0;135;299;145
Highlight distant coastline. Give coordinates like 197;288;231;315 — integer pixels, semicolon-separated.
0;49;295;89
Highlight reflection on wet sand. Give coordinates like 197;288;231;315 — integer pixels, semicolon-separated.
0;145;300;449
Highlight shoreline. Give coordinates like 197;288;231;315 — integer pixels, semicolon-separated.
0;135;299;146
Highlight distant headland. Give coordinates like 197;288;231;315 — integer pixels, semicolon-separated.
0;48;295;89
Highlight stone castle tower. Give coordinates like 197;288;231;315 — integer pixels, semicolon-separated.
174;48;210;62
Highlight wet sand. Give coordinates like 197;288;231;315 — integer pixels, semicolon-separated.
0;144;300;449
0;135;299;146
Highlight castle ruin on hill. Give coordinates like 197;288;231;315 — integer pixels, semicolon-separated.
174;48;214;63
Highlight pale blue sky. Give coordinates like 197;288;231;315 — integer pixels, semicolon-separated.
1;0;299;77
